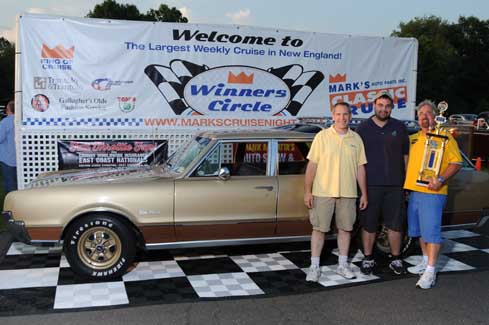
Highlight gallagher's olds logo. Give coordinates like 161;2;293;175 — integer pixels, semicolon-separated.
145;60;324;116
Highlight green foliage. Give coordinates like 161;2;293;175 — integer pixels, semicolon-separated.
144;4;188;23
393;16;489;114
0;37;15;104
87;0;188;22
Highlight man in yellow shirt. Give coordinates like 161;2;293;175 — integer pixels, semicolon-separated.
404;100;462;289
304;102;368;281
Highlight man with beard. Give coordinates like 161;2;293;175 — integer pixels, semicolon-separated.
356;91;410;275
404;100;462;289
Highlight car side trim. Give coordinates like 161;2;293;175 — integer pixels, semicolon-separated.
144;235;318;250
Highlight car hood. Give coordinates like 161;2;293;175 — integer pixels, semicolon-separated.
26;165;175;188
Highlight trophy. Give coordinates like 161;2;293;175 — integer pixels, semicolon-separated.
416;101;449;186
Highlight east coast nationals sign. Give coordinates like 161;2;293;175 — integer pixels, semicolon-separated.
19;14;418;130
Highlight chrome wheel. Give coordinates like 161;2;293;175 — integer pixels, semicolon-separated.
77;227;122;270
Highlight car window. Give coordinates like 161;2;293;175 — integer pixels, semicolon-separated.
223;141;268;176
192;144;220;177
167;136;211;173
278;141;312;175
192;141;268;177
461;153;474;169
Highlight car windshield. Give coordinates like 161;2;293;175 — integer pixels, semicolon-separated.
463;114;478;121
166;136;211;173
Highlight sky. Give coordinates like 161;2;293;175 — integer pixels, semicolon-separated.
1;0;489;42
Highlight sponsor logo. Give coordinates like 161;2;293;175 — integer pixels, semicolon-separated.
184;67;290;116
31;94;50;112
58;97;108;111
91;78;134;91
118;97;136;113
328;73;408;115
329;73;346;83
145;60;324;116
34;76;80;91
34;77;47;89
40;44;74;70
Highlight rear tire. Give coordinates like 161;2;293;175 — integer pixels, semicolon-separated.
63;214;136;280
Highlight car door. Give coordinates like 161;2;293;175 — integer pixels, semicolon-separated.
444;154;489;225
174;140;277;241
275;139;313;236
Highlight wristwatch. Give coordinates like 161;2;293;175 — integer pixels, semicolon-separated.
437;175;445;185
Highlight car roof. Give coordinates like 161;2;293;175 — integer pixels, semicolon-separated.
198;128;315;140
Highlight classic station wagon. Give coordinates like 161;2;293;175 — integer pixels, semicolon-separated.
2;129;488;279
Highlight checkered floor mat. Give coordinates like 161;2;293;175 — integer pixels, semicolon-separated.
0;229;488;316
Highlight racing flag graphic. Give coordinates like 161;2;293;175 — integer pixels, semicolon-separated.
145;60;324;116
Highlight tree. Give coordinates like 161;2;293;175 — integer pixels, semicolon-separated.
87;0;188;23
392;16;489;114
87;0;144;20
0;37;15;105
144;4;188;23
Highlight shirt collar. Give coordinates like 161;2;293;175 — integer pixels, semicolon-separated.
328;125;353;137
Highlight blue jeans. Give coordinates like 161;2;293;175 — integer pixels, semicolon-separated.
0;162;17;193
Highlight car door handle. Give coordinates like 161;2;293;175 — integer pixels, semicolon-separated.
255;186;274;191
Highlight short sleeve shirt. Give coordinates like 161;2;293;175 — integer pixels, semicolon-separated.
307;126;367;198
404;131;462;195
356;117;409;186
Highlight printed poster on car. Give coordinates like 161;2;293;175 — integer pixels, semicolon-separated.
58;139;167;169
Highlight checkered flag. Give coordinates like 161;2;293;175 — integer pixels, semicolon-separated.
145;61;323;116
268;65;324;116
145;60;209;115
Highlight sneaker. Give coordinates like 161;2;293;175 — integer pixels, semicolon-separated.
407;260;427;275
336;264;356;279
416;271;436;289
306;266;321;282
389;259;407;275
360;258;375;275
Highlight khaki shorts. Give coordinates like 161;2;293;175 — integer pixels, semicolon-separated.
309;196;357;232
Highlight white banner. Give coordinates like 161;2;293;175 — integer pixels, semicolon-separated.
19;14;418;130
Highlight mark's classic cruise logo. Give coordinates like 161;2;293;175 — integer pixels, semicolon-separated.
144;60;324;116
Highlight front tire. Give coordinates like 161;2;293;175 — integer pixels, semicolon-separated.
63;214;136;280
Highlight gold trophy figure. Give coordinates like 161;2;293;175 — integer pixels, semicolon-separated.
416;101;449;186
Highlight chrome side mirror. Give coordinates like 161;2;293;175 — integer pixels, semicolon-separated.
218;167;230;180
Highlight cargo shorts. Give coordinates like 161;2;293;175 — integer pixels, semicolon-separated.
309;196;357;232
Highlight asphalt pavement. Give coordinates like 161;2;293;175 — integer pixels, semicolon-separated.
1;269;488;325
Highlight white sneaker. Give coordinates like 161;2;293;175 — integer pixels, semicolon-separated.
416;271;436;289
306;266;321;282
336;264;356;279
407;260;427;275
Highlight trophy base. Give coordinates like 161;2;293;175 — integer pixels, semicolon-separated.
416;180;429;187
426;132;449;140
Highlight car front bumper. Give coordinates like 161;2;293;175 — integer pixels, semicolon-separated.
1;211;31;244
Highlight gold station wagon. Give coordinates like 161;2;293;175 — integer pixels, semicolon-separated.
2;129;488;279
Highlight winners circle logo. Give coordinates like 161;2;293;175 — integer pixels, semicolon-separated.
183;67;290;116
145;60;324;116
